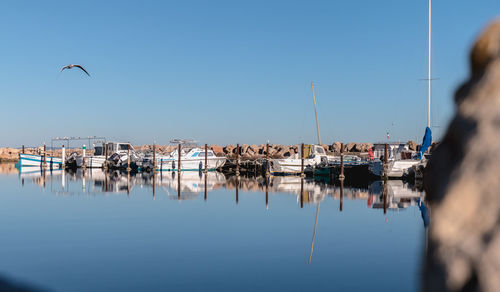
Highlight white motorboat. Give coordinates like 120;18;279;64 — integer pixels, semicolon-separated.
155;147;226;171
368;143;420;178
76;144;106;168
269;144;329;175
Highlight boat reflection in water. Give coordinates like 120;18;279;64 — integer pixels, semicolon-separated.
17;167;426;212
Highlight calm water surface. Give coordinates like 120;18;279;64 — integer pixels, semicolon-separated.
0;164;428;291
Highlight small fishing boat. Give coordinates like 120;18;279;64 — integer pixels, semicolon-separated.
19;153;62;169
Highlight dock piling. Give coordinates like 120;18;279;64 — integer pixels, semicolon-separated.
204;144;208;173
43;144;47;169
153;143;156;172
266;143;270;177
301;143;305;178
126;144;131;172
235;143;240;176
340;143;345;181
62;145;65;169
178;144;181;172
384;143;388;181
104;143;108;170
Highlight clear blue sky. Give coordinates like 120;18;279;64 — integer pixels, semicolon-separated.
1;0;499;147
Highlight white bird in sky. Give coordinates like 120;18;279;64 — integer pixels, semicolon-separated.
60;64;90;76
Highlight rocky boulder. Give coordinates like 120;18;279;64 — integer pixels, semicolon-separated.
423;19;500;292
354;143;373;152
331;142;342;153
210;145;224;156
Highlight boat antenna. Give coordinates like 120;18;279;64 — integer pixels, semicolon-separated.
311;82;322;145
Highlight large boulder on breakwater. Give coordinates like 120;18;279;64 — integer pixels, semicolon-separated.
209;145;224;156
354;142;373;152
423;19;500;292
331;142;342;153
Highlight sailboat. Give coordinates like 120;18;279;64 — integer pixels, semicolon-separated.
369;0;433;178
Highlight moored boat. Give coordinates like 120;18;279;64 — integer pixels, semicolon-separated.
19;153;62;169
154;147;226;171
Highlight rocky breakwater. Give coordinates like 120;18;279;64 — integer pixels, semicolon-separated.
424;19;500;292
1;141;421;162
136;142;380;160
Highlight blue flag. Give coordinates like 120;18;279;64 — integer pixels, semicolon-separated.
419;126;432;158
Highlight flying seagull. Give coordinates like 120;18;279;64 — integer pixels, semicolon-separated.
60;64;90;76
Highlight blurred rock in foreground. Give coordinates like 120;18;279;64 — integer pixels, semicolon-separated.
424;19;500;292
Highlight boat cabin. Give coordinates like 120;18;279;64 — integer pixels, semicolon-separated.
372;143;415;160
105;142;134;155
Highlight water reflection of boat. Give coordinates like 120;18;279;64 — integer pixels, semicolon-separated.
270;176;330;204
368;180;424;210
157;171;226;195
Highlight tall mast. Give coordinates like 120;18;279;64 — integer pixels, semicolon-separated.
311;82;322;145
427;0;432;128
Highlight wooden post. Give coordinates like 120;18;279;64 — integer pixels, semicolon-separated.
104;143;108;170
153;143;156;172
266;143;270;177
235;143;240;176
204;144;208;173
61;145;65;169
152;140;156;198
340;143;345;181
43;144;47;169
301;143;305;177
22;145;24;154
127;144;131;172
384;143;388;180
178;144;181;173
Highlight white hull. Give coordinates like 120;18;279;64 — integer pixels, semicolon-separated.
76;156;106;168
369;159;420;178
19;154;62;168
269;158;316;174
155;157;226;171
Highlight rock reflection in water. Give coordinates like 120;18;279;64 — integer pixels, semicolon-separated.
16;166;426;212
